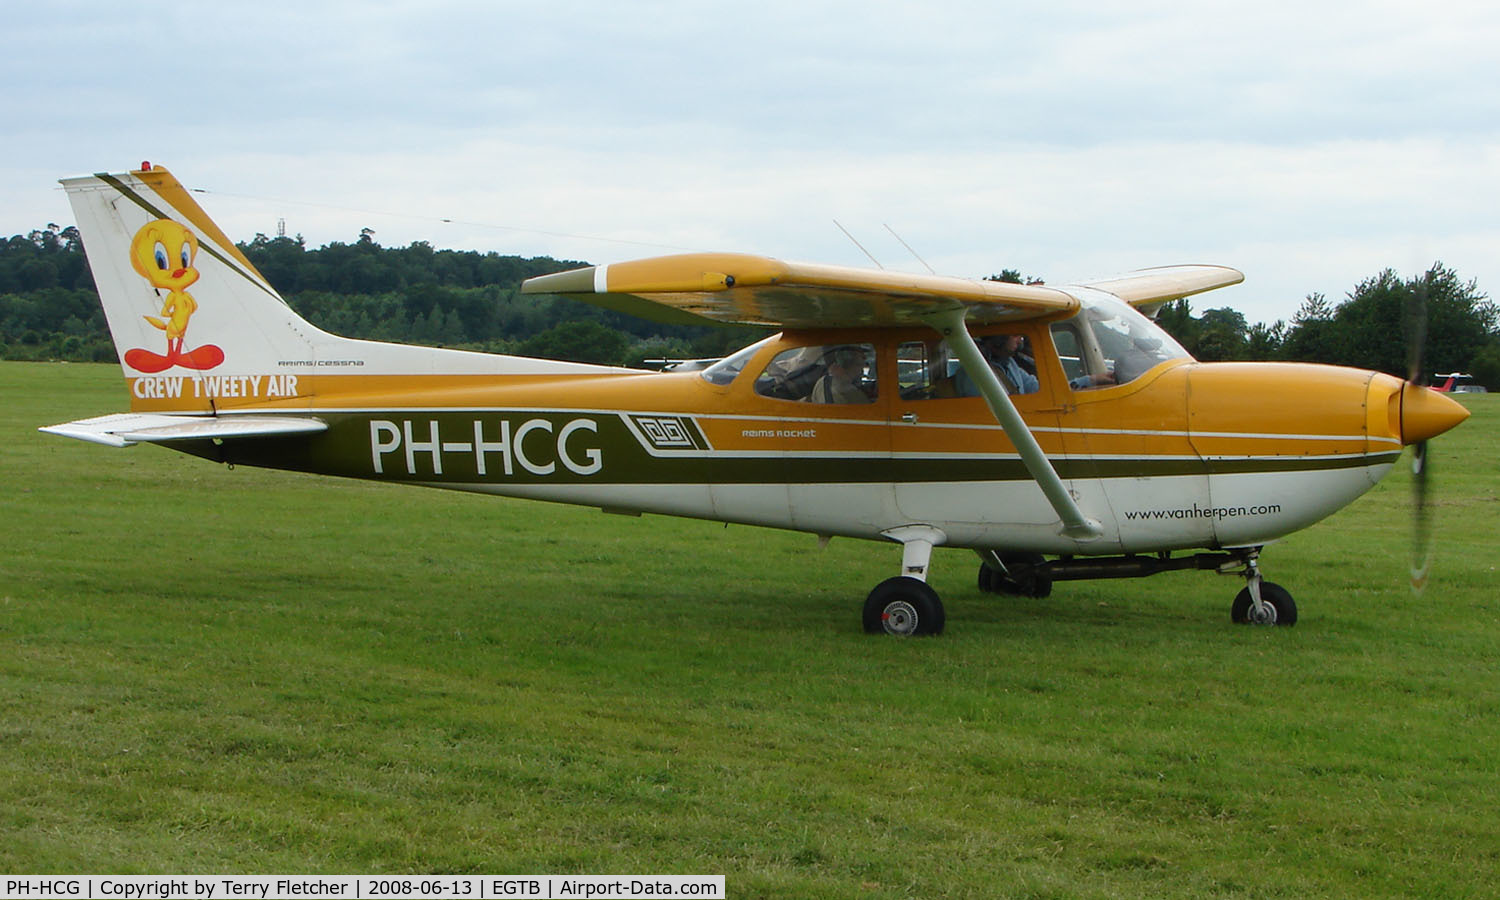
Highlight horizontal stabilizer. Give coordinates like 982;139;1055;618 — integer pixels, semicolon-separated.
40;413;327;448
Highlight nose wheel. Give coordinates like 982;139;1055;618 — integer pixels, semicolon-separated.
1230;553;1297;626
1231;582;1296;625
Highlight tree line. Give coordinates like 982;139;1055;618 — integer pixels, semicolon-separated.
0;226;754;367
1152;264;1500;386
4;224;1498;385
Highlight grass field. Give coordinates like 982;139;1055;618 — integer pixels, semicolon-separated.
3;360;1497;898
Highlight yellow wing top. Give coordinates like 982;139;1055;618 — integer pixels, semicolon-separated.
521;252;1243;328
1075;265;1245;316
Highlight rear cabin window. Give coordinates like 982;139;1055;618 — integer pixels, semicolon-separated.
897;339;958;398
899;335;1044;398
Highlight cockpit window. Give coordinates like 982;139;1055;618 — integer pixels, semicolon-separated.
754;343;877;404
1050;296;1191;388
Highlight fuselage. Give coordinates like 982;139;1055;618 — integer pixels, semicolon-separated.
131;296;1431;557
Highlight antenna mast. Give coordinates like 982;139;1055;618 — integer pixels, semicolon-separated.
833;220;884;269
884;224;936;274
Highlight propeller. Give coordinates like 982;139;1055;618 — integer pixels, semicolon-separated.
1405;274;1431;593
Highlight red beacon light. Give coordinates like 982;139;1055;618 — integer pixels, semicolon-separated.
140;160;152;171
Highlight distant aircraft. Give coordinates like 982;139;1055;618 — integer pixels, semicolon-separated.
1431;372;1487;394
42;165;1468;634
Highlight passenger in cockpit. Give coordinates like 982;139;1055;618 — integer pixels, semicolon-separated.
954;334;1039;396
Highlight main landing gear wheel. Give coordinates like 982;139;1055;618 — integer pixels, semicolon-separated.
1231;581;1297;626
863;576;945;636
977;553;1052;598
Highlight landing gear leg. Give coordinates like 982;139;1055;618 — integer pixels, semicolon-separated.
864;527;947;636
1228;550;1297;626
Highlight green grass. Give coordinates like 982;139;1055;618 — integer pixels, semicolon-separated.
3;360;1497;898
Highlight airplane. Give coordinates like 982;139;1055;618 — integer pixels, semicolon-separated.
1431;372;1487;394
40;164;1470;635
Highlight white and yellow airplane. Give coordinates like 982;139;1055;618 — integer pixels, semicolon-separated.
42;165;1469;635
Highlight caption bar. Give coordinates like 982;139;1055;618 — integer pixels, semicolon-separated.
0;877;724;900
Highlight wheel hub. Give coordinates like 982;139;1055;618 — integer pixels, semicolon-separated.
1247;601;1277;625
881;600;920;636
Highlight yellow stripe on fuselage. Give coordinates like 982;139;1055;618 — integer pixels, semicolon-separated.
122;331;1404;468
124;366;1394;467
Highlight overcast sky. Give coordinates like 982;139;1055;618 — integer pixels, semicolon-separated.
5;0;1498;324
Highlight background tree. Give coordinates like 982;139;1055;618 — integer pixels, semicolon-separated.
1414;264;1498;376
1194;307;1250;361
1154;299;1198;351
1280;264;1497;377
1281;292;1340;364
1245;320;1287;359
1155;301;1270;361
985;269;1045;285
518;320;630;365
1469;341;1500;390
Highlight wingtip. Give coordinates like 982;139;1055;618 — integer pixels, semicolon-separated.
521;266;599;295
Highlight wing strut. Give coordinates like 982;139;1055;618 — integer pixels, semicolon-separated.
919;306;1102;541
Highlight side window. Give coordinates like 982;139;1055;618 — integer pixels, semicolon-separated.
754;343;877;404
905;334;1051;400
897;340;954;399
951;333;1041;397
1049;322;1091;385
1050;316;1113;390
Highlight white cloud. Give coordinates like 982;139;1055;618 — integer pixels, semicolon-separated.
4;0;1499;326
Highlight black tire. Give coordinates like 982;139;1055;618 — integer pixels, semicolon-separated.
1231;581;1297;626
863;576;946;636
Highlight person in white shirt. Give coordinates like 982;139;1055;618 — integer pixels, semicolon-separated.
810;346;873;404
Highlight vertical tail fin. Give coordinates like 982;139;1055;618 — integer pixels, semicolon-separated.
61;164;618;413
63;166;329;404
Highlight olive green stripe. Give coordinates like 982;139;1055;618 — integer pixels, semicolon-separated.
205;409;1401;487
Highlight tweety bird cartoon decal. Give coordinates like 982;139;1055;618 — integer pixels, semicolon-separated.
123;219;225;373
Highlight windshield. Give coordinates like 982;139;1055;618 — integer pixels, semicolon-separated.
1051;294;1191;387
700;336;776;386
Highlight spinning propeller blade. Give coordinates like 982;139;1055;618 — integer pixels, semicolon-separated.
1406;274;1432;594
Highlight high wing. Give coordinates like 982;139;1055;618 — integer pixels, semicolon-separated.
40;413;327;448
521;252;1242;328
1076;265;1245;317
521;253;1077;327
